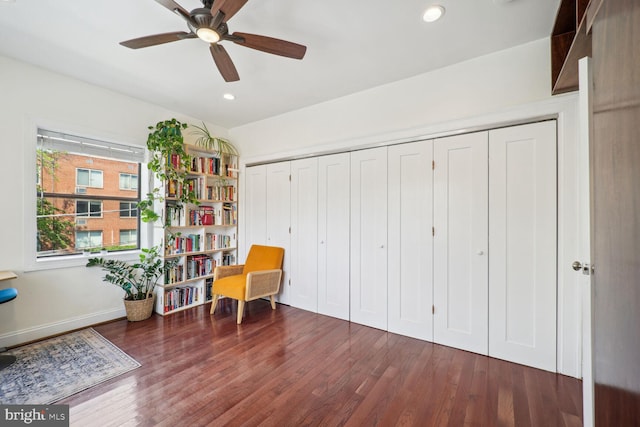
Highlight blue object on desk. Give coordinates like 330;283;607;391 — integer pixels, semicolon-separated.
0;286;18;370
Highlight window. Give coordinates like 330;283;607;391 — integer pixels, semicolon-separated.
36;128;145;260
76;168;103;188
119;202;138;218
119;173;138;190
76;200;102;218
76;231;103;250
119;230;137;246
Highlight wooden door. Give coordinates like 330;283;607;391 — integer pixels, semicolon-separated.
433;132;488;355
265;162;291;304
290;158;318;313
388;140;434;341
317;153;350;320
591;0;640;424
350;147;387;330
488;121;557;372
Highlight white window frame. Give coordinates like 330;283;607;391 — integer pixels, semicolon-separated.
76;200;103;218
119;229;137;246
75;230;103;250
24;120;151;271
119;201;138;218
76;168;104;188
119;173;138;191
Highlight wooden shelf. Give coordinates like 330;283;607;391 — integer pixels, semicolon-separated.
551;0;592;95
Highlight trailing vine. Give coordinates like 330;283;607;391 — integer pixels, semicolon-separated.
138;119;200;223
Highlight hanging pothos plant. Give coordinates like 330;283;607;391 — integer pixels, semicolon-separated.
138;119;199;223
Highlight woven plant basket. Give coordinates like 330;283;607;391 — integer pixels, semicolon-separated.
123;295;155;322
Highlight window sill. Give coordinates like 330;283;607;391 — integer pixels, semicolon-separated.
25;250;141;272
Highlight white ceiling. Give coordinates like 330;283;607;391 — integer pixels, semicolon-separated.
0;0;560;129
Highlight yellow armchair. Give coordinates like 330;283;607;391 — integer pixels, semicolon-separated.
210;245;284;324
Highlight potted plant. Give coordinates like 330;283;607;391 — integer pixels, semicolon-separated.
138;118;199;224
86;246;176;321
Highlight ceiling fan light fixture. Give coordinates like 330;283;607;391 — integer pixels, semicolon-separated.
223;93;235;100
196;27;220;43
423;5;445;22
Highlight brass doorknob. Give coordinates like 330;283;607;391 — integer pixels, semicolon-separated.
572;261;582;271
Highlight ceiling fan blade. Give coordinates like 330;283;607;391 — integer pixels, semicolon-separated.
210;0;226;15
120;32;194;49
231;32;306;59
154;0;190;17
219;0;248;22
210;44;240;82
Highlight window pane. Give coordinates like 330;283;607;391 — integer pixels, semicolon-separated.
90;170;103;188
76;200;88;216
89;201;102;217
37;129;142;258
77;169;89;186
76;231;102;250
119;229;137;245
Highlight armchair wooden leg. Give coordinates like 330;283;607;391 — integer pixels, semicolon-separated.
210;294;219;315
269;295;276;310
237;300;245;324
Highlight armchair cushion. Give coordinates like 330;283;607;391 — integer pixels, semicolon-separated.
213;274;247;301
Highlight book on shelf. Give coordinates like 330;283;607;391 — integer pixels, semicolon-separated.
186;254;216;279
165;203;184;227
163;285;201;313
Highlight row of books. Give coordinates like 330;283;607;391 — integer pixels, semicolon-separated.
189;154;237;177
167;233;201;255
165;264;184;284
165;204;184;227
222;252;236;266
186;254;216;279
187;205;237;226
163;285;200;313
165;232;235;255
207;185;235;202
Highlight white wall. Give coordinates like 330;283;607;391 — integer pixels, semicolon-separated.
0;55;228;347
230;37;584;379
230;38;552;157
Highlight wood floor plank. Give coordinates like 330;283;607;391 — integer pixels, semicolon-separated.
59;301;582;426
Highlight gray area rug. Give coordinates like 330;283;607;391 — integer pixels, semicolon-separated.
0;328;140;404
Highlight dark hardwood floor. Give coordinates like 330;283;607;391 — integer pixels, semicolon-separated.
62;300;582;426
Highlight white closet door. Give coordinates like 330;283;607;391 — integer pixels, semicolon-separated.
433;132;489;355
350;147;387;330
266;162;291;304
488;121;557;372
388;140;434;341
318;153;350;320
290;158;319;313
244;165;267;255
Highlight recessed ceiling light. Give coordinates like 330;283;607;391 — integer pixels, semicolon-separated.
423;5;445;23
223;93;235;100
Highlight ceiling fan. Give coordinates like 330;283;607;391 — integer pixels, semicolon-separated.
120;0;307;82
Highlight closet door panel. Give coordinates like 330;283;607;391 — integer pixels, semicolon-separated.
433;132;489;355
290;158;319;312
488;121;557;372
266;162;291;304
318;153;350;320
350;147;387;330
244;165;267;253
388;140;434;341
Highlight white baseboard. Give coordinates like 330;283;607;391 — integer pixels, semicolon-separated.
0;307;125;348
